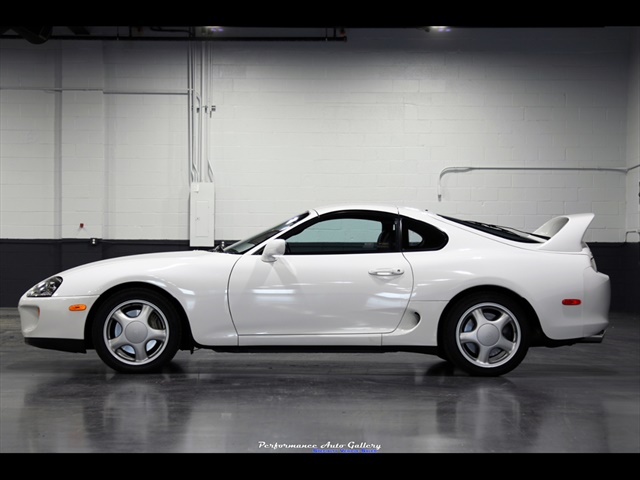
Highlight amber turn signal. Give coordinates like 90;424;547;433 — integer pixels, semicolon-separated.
69;304;87;311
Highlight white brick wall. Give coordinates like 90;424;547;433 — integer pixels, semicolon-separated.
626;29;640;242
0;83;57;238
1;27;638;242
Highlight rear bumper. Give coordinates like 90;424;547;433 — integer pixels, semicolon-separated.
535;266;610;342
576;330;606;344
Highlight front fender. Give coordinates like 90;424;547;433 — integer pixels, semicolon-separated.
39;251;241;346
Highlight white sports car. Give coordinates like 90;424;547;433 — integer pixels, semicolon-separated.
18;205;610;376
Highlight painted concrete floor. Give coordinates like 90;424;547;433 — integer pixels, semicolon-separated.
1;308;638;454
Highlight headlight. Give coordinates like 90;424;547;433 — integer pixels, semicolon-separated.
27;276;63;297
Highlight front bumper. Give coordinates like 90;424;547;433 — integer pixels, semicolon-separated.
25;337;87;353
19;294;100;343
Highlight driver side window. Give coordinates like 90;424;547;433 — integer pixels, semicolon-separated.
283;214;397;255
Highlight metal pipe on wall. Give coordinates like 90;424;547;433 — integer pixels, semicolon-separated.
206;41;215;183
199;43;205;183
437;165;640;201
187;42;194;184
186;41;216;186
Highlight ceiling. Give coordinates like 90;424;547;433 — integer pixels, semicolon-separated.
1;18;620;45
0;26;373;44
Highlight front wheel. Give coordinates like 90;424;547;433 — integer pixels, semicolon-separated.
442;293;530;376
92;289;181;373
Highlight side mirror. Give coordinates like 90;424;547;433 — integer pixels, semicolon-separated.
261;239;286;262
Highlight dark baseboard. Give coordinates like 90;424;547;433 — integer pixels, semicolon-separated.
1;239;638;312
0;238;194;308
589;242;640;314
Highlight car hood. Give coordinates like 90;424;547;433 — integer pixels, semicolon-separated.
59;250;212;273
51;250;239;297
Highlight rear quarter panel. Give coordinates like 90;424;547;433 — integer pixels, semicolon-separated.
403;229;603;341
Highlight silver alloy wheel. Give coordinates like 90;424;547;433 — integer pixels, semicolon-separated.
103;299;170;366
455;302;521;369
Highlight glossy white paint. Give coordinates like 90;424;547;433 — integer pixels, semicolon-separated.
535;214;596;252
18;204;611;373
229;252;412;337
20;251;241;346
19;295;100;340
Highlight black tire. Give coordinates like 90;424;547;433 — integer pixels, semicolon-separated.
442;292;530;376
92;289;182;373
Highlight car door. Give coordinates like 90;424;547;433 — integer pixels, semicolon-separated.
227;211;413;341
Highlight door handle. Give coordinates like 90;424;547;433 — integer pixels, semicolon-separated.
368;268;404;276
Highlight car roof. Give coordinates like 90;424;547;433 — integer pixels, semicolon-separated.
311;204;443;223
312;204;398;215
311;204;440;217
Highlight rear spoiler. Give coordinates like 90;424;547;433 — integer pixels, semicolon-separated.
534;213;595;252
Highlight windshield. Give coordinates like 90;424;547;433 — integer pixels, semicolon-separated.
222;211;310;254
441;215;548;244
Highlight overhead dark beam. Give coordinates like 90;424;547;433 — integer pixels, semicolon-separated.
67;26;90;36
9;26;52;44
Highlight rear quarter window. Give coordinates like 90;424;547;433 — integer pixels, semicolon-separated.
402;217;448;251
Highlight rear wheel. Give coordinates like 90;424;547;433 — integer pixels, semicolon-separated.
442;292;530;376
92;289;181;373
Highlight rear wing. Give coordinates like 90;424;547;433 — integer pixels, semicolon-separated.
534;213;595;252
